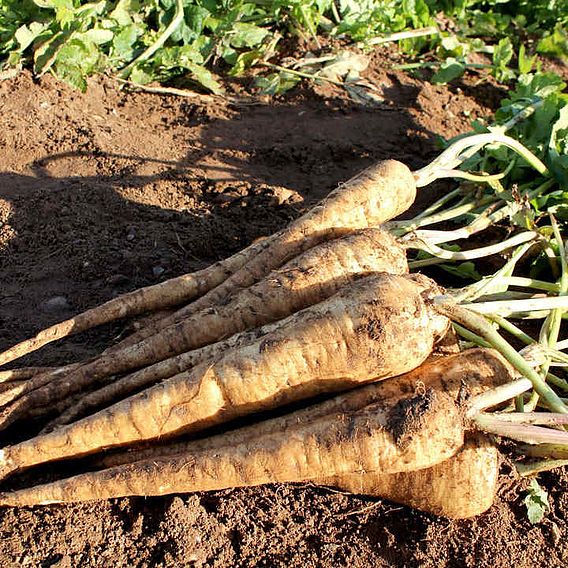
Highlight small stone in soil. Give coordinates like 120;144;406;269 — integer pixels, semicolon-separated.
41;296;71;313
152;266;165;278
106;274;129;286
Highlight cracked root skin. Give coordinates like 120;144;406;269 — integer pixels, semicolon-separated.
0;389;463;506
2;227;408;429
0;272;447;479
44;228;407;430
96;348;514;470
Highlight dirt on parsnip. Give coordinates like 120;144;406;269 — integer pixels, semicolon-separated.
0;46;567;567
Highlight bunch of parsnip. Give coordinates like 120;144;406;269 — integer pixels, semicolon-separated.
0;158;517;517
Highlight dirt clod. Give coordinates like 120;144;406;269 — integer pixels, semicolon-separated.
386;389;437;447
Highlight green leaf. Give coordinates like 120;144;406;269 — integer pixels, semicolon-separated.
185;62;223;94
548;105;568;186
111;24;140;62
33;30;67;75
160;44;203;68
439;35;469;58
82;28;114;45
56;37;100;72
55;63;88;91
493;37;513;69
514;73;566;101
537;24;568;59
440;262;482;281
229;22;269;49
229;48;263;76
518;44;536;76
53;37;101;91
254;72;300;95
492;37;515;82
51;0;76;29
14;22;47;52
185;5;210;35
170;5;211;45
128;64;155;84
432;58;466;84
523;479;549;524
108;0;136;26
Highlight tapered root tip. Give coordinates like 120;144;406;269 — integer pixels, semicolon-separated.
0;491;61;508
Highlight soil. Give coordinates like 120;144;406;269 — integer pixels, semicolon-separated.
0;48;567;567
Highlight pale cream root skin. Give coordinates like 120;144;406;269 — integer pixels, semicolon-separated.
0;390;463;506
91;227;409;372
1;228;409;428
142;160;416;339
87;349;507;518
44;321;287;430
0;160;415;428
0;159;414;413
97;348;514;469
0;272;447;478
324;433;499;519
41;228;407;430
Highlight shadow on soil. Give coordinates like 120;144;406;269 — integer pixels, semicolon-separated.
0;90;443;359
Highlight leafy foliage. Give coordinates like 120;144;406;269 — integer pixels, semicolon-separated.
523;478;550;524
0;1;566;92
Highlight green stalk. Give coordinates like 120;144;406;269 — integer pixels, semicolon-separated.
493;277;560;294
452;323;492;347
482;318;568;392
388;199;480;235
413;133;549;187
518;443;568;459
389;187;463;225
261;62;345;86
473;414;568;444
490;314;535;344
366;26;439;45
453;243;534;303
516;459;568;476
400;177;554;250
432;299;568;414
548;374;568;392
408;257;447;269
463;296;568;317
467;378;533;415
476;412;568;425
406;230;538;262
119;0;185;79
529;219;568;412
403;199;508;245
438;159;514;182
493;100;545;133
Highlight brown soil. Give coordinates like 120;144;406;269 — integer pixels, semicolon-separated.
0;51;567;567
